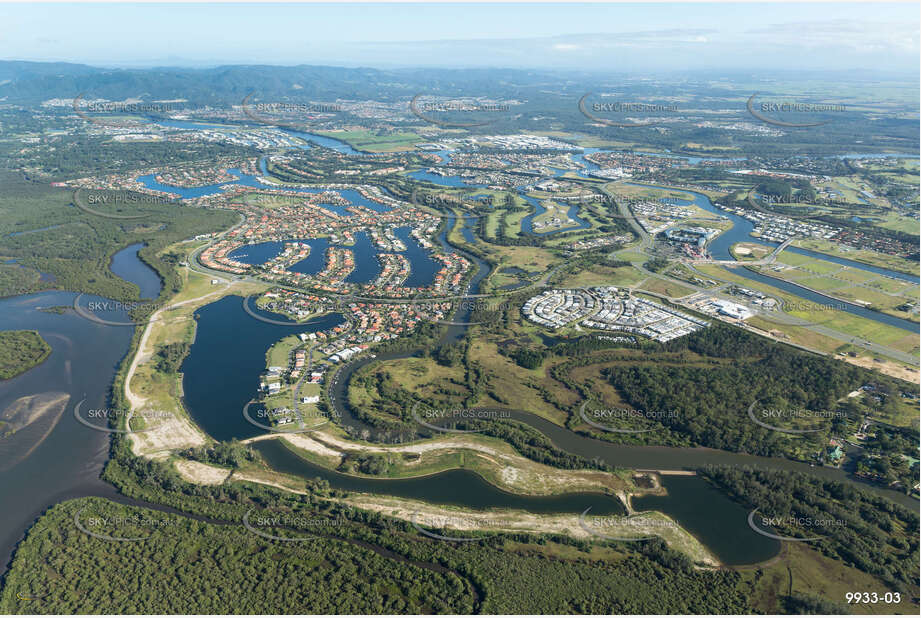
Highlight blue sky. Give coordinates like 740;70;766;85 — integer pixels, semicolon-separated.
1;2;918;72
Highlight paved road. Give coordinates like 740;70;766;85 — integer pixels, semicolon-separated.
188;185;917;370
688;237;795;266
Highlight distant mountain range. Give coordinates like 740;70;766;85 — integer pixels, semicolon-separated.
1;60;915;114
0;61;584;105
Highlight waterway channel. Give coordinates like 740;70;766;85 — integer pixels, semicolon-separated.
0;243;163;573
624;183;918;333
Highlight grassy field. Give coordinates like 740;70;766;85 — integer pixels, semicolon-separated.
467;339;570;424
477;244;557;279
730;243;773;261
744;542;919;615
638;277;695;299
613;250;650;263
694;264;919;358
557;263;647;289
606;183;696;201
266;334;302;368
315;129;422;152
235;193;305;209
755;252;918;321
874;212;921;235
792;239;918;276
664;262;720;287
610;180;730;201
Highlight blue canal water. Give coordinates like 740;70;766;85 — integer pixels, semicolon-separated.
180;295;345;442
407;169;487;188
154;119;365;156
343;232;381;284
228;227;440;288
632;474;779;566
109;243;162;299
460;218;478;244
136;167;391;213
394;227;441;287
627;183;919;333
7;224;65;237
519;193;590;236
253;439;627;517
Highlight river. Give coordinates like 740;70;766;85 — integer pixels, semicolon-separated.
154;119;365;156
624;183;918;333
0;245;162;574
109;243;162;300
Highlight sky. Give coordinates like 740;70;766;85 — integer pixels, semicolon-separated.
0;2;918;73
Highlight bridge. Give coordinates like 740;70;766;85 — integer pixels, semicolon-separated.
685;237;795;266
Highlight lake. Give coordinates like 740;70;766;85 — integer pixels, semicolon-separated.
180;295;345;442
254;438;627;516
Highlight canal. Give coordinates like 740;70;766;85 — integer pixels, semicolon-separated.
625;183;918;333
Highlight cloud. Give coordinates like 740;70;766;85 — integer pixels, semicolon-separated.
745;19;919;52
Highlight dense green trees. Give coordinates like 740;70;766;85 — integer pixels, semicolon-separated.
0;498;473;614
155;342;191;374
700;465;919;592
511;347;545;369
0;490;756;614
432;342;466;367
0;173;237;300
601;324;912;461
0;329;50;380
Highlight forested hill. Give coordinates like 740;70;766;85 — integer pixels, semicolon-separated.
0;62;566;104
